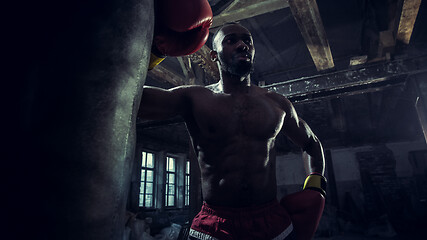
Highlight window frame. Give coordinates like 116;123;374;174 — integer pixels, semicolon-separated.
165;155;177;207
139;151;156;208
184;159;190;207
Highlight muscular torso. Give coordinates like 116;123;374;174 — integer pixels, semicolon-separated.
183;85;286;207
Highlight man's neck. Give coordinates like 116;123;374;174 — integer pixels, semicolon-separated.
219;70;251;94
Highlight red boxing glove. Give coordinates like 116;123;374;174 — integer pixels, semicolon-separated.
280;174;327;240
281;190;325;240
153;0;212;57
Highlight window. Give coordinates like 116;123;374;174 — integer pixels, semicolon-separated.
139;152;155;207
165;156;176;207
185;159;190;206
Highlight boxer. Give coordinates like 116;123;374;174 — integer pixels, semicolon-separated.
139;22;326;240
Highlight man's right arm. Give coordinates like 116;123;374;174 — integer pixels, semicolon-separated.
138;86;191;120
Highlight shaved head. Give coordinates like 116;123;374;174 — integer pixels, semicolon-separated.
210;22;255;77
212;22;250;51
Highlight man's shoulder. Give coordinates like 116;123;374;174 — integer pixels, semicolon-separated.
258;87;292;110
171;84;214;95
254;85;281;98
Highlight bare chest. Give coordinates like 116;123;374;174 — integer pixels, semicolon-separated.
190;93;285;140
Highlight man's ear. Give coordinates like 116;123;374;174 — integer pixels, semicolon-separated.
210;50;218;62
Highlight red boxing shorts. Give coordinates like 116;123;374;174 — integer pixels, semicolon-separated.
189;200;295;240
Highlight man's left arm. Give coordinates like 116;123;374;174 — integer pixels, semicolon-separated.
281;98;325;176
278;96;326;240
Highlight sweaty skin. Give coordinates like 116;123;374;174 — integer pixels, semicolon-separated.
138;24;325;208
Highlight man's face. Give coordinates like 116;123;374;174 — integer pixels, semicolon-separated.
212;24;255;77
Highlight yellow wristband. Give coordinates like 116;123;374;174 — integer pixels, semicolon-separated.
303;174;327;197
148;52;166;70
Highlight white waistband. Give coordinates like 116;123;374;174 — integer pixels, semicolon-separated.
272;223;294;240
189;223;293;240
189;229;219;240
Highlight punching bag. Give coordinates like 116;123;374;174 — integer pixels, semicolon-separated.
11;0;154;239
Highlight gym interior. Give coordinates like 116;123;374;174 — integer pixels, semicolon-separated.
9;0;427;239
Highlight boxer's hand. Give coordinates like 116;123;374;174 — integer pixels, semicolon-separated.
281;189;325;240
149;0;212;70
303;173;327;197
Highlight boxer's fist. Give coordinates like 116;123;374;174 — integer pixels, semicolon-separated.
155;0;212;56
278;174;326;240
159;0;213;33
149;0;212;70
280;189;325;240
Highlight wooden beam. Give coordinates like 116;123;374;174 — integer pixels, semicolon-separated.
396;0;422;44
148;64;186;86
221;0;245;13
288;0;334;71
211;0;290;28
222;0;263;13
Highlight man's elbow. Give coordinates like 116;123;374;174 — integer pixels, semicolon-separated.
302;135;322;153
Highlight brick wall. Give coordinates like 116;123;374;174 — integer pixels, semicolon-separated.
356;145;414;233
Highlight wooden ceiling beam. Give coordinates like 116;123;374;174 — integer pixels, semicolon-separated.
222;0;266;13
396;0;422;44
288;0;334;71
211;0;290;28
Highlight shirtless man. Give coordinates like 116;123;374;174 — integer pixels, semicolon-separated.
139;23;326;240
